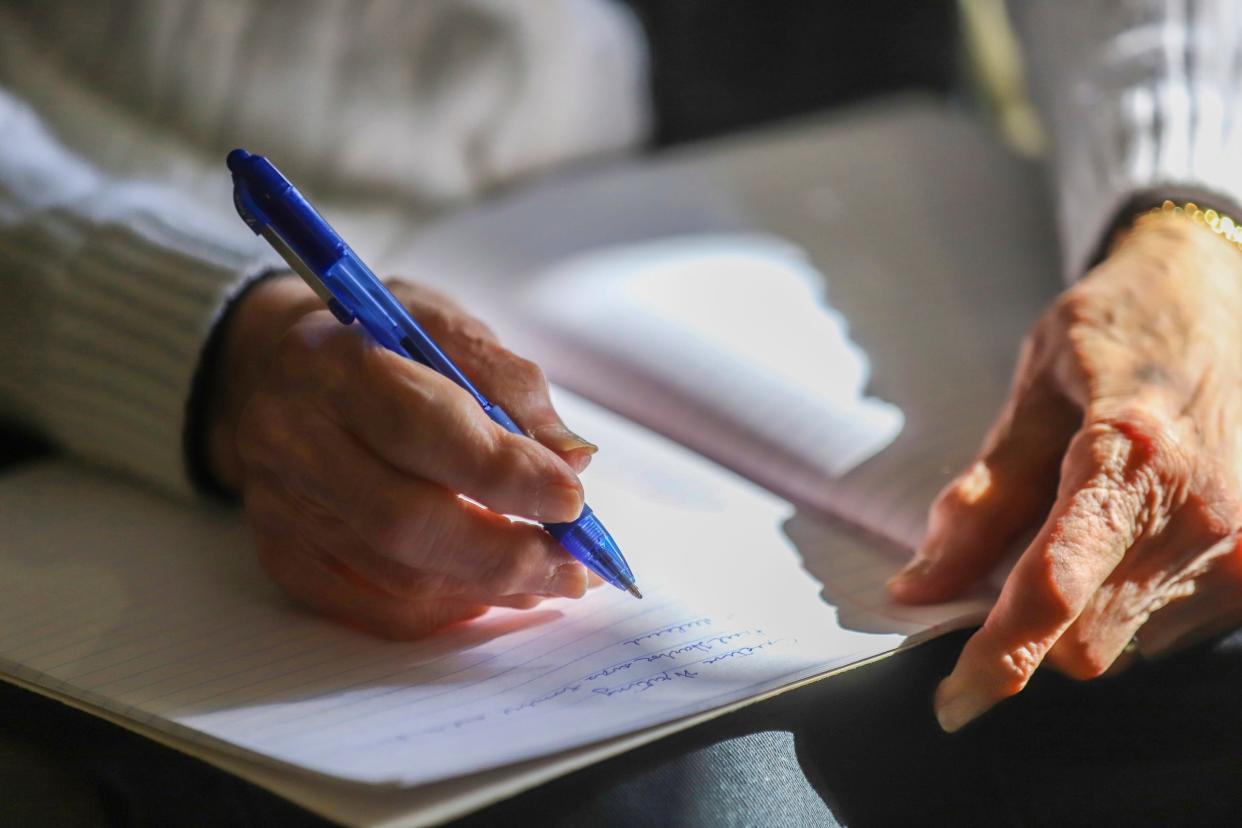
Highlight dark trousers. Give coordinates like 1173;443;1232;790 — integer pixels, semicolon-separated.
5;628;1242;827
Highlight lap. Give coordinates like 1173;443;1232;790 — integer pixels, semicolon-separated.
5;629;1240;827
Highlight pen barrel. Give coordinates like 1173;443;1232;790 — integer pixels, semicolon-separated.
323;255;493;408
484;405;523;436
228;150;344;272
546;506;635;592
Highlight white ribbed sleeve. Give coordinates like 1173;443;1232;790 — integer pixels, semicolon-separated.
0;91;273;496
1012;0;1242;278
0;0;650;499
0;0;649;209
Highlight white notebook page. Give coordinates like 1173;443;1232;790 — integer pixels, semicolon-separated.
379;102;1063;556
0;391;975;790
521;236;905;482
511;229;1058;556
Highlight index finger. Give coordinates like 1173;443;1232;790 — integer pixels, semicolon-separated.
933;424;1142;731
388;279;599;470
305;328;585;524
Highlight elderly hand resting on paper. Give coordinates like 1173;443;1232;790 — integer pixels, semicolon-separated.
205;274;597;638
888;211;1242;731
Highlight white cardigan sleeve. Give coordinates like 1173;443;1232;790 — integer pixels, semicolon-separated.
0;89;274;497
0;0;650;498
1011;0;1242;278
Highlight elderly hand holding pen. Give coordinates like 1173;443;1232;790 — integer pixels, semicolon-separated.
204;274;598;638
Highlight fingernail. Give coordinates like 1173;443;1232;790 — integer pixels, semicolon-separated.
933;674;991;733
536;483;583;523
886;558;934;592
549;563;588;598
530;424;599;456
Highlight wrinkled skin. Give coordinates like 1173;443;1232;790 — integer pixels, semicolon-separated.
208;275;599;638
888;214;1242;731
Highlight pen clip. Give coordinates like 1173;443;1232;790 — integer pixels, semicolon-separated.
229;148;354;325
260;226;355;325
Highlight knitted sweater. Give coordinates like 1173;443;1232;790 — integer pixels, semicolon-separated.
0;0;648;495
0;0;1238;497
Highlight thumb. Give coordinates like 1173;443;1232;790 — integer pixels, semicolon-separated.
526;418;599;473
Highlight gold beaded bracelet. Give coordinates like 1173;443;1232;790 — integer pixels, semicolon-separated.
1136;199;1242;254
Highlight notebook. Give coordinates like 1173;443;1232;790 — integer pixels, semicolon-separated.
382;95;1061;553
0;97;1062;826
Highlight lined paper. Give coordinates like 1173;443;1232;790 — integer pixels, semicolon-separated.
0;391;967;788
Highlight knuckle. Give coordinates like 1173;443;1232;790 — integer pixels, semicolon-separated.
434;302;497;347
943;462;994;511
926;463;994;537
993;640;1044;694
455;314;498;345
927;488;965;536
1048;286;1102;333
1080;412;1182;477
508;356;548;392
381;358;445;428
415;302;454;336
1049;289;1086;331
1023;551;1080;621
1069;485;1134;538
1069;414;1190;529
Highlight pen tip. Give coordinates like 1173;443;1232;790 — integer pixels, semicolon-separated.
626;583;643;600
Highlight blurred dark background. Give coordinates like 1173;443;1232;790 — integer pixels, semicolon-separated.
623;0;959;146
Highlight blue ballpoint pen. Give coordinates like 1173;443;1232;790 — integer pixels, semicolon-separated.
226;149;640;599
